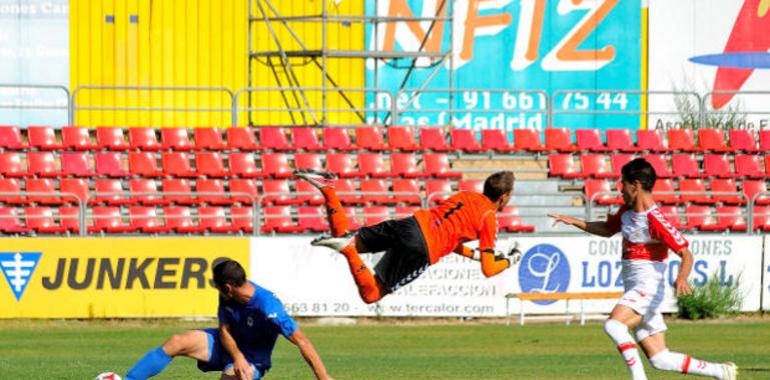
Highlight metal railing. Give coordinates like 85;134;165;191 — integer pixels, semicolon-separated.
0;84;72;125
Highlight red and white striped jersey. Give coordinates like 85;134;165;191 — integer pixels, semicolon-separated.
606;204;688;261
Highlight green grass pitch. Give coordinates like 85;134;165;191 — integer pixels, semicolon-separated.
1;319;769;379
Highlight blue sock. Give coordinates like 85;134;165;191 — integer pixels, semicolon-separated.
125;346;173;380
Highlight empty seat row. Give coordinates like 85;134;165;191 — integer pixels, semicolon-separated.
585;178;770;206
658;205;770;232
0;204;534;235
573;128;769;153
550;153;770;179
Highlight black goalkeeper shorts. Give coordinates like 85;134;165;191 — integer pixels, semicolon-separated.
357;216;430;293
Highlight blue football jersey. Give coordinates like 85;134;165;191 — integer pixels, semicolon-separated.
217;281;298;369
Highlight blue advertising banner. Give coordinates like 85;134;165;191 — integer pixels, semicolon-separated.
365;0;642;131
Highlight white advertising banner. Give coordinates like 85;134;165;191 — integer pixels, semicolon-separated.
250;235;763;317
763;236;770;311
648;0;770;130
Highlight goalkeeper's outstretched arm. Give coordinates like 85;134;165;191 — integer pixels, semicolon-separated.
454;242;521;278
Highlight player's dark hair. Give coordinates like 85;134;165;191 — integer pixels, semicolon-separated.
213;259;247;288
483;171;514;202
621;158;656;191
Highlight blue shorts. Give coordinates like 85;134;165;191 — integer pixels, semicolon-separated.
196;328;268;379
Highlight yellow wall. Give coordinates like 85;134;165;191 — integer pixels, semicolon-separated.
71;0;365;127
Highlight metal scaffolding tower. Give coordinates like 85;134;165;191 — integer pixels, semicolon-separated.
247;0;454;127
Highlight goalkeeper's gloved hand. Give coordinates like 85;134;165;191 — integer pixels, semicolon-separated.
496;240;522;267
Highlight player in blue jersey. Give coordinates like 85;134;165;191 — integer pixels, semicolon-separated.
125;259;332;380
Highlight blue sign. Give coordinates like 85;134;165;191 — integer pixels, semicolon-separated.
518;244;570;305
0;252;42;301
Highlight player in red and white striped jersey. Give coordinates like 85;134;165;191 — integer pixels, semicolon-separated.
549;158;737;380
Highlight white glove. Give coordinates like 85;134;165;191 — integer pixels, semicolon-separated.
496;240;522;267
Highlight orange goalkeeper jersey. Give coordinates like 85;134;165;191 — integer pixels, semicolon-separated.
413;191;498;264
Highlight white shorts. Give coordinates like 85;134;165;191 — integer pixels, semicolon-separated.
617;284;668;342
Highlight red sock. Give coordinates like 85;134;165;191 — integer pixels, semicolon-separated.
340;244;384;303
321;187;349;237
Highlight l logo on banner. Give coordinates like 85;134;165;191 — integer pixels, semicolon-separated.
0;252;42;301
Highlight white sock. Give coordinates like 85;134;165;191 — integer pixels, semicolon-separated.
604;319;648;380
649;350;723;378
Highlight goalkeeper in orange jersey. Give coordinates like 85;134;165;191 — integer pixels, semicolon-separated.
295;169;521;304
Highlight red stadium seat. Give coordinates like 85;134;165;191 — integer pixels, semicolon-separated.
26;178;59;204
194;128;226;150
766;155;770;176
323;128;353;150
671;154;703;178
25;206;67;234
161;128;194;150
652;179;677;204
387;126;419;151
128;152;162;177
162;178;194;205
231;207;255;233
259;128;291;150
292;127;323;151
450;129;482;152
261;179;293;205
545;128;578;152
326;153;358;178
605;129;637;152
293;152;323;173
89;206;131;233
758;130;770;151
584;179;622;205
0;178;23;204
27;151;60;177
164;206;204;233
395;206;420;219
0;152;25;177
161;152;196;177
27;126;62;150
548;154;580;178
96;127;129;150
752;206;770;231
610;154;635;178
229;179;260;205
259;153;292;178
679;179;710;204
229;153;261;178
576;129;610;152
580;154;613;178
703;154;735;178
743;180;770;205
0;207;28;233
701;206;746;232
636;129;666;152
61;152;95;177
95;151;128;177
513;129;544;151
458;179;483;193
419;128;450;151
642;154;672;178
297;206;328;232
728;129;757;152
481;129;513;152
196;152;229;178
425;179;453;204
667;128;699;152
227;127;259;150
392;179;421;205
698;128;730;152
60;178;89;205
657;206;685;230
196;179;229;205
682;205;715;230
129;128;162;150
390;153;423;178
0;126;26;149
734;155;765;178
296;180;323;206
62;126;97;150
261;206;300;233
710;179;744;204
130;178;162;205
59;206;81;233
357;126;386;151
334;179;362;205
129;206;163;233
94;179;130;206
199;207;229;232
361;179;392;204
362;206;390;227
424;153;461;178
357;153;390;178
498;206;535;232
